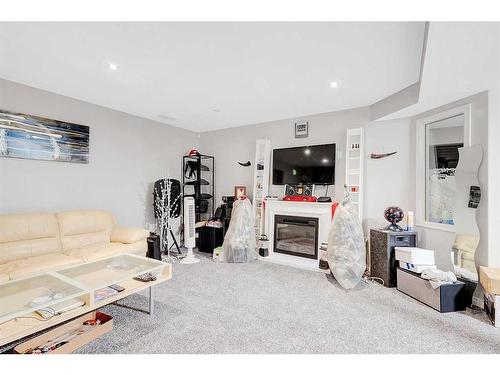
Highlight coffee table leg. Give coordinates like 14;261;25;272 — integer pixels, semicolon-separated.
148;286;154;315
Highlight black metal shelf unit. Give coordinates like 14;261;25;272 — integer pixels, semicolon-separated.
182;154;215;222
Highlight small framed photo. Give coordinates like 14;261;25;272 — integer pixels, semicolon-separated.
295;120;309;138
234;185;247;200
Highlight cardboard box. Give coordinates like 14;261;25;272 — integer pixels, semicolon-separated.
14;311;112;354
479;266;500;295
484;292;500;327
395;247;435;265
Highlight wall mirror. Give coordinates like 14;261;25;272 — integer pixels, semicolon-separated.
452;145;482;282
416;104;471;231
416;104;483;286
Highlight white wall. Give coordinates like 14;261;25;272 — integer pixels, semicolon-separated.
200;107;414;239
199;107;370;205
408;91;489;271
363;119;412;235
0;78;198;228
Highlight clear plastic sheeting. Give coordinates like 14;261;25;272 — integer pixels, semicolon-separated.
327;204;366;289
223;198;257;263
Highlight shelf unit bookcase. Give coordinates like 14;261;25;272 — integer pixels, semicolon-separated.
182;154;215;222
345;127;364;219
252;139;271;238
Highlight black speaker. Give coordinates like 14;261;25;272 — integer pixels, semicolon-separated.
146;233;161;260
285;184;314;196
303;185;313;196
285;184;296;196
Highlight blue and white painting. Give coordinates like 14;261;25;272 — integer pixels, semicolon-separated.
0;110;89;163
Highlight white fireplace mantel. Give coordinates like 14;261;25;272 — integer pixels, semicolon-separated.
261;200;334;272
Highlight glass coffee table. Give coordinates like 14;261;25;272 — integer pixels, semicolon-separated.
0;253;171;346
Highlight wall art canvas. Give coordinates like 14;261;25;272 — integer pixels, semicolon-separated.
0;109;89;163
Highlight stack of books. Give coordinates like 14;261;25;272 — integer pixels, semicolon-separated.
395;247;436;274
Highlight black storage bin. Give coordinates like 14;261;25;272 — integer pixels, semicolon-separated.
198;226;224;253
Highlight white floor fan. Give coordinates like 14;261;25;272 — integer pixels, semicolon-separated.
180;197;200;264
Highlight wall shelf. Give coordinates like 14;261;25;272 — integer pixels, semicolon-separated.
252;139;271;238
345;128;364;220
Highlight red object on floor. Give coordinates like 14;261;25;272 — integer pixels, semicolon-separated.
283;195;317;202
331;202;339;221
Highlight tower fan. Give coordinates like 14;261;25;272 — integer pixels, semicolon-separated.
181;197;200;264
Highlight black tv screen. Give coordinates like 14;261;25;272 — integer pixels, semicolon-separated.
272;144;336;185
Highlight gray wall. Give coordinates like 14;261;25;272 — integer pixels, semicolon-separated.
0;78;198;228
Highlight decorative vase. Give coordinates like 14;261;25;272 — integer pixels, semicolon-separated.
384;206;405;231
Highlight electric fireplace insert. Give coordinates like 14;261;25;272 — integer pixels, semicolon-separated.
274;215;318;259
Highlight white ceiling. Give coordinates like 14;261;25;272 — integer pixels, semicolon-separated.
381;22;500;120
0;22;425;132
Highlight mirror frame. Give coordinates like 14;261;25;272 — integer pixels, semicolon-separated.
416;104;472;232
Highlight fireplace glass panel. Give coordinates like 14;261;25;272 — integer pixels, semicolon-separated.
274;215;318;259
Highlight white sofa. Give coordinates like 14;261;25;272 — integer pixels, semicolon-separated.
0;210;149;282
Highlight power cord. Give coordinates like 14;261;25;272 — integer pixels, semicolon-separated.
362;276;385;286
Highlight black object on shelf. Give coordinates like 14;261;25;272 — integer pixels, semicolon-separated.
197;199;209;214
185;193;213;200
198;226;224;253
185;179;210;185
182;153;215;223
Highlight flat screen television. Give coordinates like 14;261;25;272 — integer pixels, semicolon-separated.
272;144;336;185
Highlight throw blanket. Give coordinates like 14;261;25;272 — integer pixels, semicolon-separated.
421;269;457;289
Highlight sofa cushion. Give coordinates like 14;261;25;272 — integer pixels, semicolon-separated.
110;242;147;256
1;253;83;280
0;274;9;283
56;210;116;252
65;242;122;262
0;213;62;264
111;227;149;244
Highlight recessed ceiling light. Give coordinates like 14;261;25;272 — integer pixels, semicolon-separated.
304;148;311;155
330;81;338;88
108;62;118;71
322;158;329;163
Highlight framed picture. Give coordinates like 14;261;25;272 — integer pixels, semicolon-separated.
0;109;89;163
234;185;247;200
295;120;308;138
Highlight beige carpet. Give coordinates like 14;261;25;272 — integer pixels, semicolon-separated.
77;253;500;354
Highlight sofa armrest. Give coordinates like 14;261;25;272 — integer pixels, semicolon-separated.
111;227;149;244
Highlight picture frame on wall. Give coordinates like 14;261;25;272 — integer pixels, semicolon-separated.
295;120;308;138
234;185;247;200
0;109;89;163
